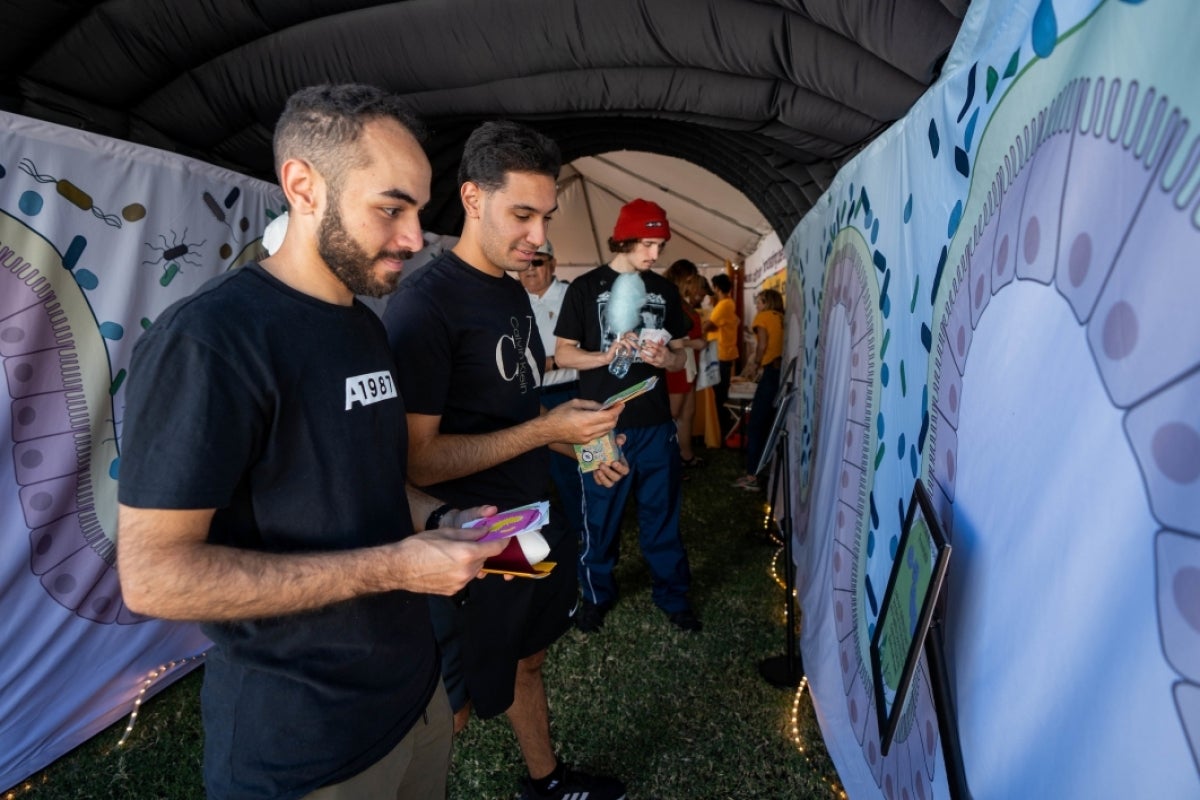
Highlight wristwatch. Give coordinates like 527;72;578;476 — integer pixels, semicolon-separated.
425;503;455;531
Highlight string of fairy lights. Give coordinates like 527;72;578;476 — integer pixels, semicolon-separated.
2;655;206;800
116;655;206;747
2;775;45;800
764;501;847;799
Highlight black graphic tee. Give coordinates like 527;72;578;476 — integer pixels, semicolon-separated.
118;263;437;800
555;265;689;427
384;251;549;509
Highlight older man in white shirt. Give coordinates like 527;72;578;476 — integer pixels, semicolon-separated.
520;241;585;544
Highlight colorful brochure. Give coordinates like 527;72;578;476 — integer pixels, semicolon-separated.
600;375;658;408
463;501;555;578
574;376;659;471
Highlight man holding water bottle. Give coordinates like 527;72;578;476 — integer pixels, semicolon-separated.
554;199;701;633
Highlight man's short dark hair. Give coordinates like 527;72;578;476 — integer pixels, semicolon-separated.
458;120;561;191
273;84;426;191
711;273;732;294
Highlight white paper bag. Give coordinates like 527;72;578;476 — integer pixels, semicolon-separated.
695;341;720;391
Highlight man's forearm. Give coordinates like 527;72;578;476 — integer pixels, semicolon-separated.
554;341;609;371
121;534;400;621
408;419;554;486
117;505;502;621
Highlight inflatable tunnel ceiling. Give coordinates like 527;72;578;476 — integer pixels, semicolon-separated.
0;0;967;239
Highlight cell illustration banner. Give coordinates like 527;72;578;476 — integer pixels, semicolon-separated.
784;0;1200;797
0;112;284;789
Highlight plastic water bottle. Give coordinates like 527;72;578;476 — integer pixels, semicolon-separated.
609;348;633;378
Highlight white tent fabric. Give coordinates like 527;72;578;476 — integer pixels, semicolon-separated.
551;151;774;276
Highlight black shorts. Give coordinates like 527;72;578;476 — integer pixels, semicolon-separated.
437;513;578;719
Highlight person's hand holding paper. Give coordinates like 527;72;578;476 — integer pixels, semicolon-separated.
463;501;557;579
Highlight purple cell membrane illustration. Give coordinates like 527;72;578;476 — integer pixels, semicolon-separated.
928;69;1200;789
789;2;1200;796
2;222;134;623
3;141;277;625
809;228;942;799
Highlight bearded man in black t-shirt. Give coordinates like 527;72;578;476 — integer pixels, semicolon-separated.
384;121;629;800
116;85;507;800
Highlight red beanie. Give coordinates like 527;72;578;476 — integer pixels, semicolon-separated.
612;199;671;242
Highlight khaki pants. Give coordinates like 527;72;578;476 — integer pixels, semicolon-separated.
301;682;453;800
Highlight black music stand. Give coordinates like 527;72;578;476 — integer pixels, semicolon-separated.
753;358;797;545
758;389;801;688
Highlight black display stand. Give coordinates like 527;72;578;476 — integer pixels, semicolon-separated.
757;413;802;688
926;618;971;800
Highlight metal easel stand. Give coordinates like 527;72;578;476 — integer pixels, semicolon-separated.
925;618;972;800
758;427;802;688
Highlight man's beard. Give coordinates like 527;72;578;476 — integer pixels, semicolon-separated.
317;203;413;298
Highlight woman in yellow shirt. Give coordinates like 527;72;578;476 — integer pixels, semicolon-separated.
703;273;740;439
734;289;785;490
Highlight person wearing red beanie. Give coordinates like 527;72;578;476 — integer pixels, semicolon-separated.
609;198;672;245
555;198;702;635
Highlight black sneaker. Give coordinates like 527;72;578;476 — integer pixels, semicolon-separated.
667;607;702;632
574;599;610;633
519;766;627;800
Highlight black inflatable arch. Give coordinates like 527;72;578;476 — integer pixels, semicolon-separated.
2;0;967;236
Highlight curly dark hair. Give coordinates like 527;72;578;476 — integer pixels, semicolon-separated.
458;120;561;191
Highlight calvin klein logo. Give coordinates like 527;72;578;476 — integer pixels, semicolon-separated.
495;315;541;392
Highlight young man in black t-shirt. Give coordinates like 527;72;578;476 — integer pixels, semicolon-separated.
555;199;702;633
117;85;507;800
383;121;629;800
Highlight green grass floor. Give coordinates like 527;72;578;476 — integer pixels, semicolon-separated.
9;445;842;800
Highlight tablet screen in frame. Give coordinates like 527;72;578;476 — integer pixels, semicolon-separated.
869;479;952;755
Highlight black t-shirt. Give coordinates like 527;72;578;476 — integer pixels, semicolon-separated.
118;263;438;800
555;265;689;427
383;251;549;509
